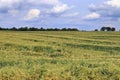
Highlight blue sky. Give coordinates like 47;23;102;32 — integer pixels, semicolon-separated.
0;0;120;30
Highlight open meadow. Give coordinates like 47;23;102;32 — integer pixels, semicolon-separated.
0;31;120;80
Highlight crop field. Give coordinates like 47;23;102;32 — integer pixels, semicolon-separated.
0;31;120;80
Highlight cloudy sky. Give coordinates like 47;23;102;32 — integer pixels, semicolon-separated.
0;0;120;30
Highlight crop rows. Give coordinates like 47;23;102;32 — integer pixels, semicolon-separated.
0;31;120;80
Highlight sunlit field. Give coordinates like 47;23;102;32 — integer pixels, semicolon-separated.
0;31;120;80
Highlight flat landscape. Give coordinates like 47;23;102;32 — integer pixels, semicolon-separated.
0;31;120;80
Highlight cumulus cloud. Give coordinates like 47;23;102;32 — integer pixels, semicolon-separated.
23;9;40;20
0;0;75;21
87;0;120;21
106;0;120;8
45;3;74;18
84;12;100;20
50;4;70;14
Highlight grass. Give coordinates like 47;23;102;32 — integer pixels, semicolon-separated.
0;31;120;80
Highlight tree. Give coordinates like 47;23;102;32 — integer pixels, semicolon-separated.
0;27;3;30
106;27;111;31
61;28;67;31
94;29;98;31
39;27;45;31
18;27;28;31
29;27;38;31
111;27;115;31
100;27;106;31
11;27;17;31
54;28;60;31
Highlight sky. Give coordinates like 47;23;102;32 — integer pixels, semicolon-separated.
0;0;120;30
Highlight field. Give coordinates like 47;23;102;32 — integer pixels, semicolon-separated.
0;31;120;80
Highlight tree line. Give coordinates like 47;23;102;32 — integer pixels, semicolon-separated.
100;27;116;31
0;27;79;31
0;26;118;31
95;27;116;31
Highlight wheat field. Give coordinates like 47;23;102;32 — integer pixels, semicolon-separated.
0;31;120;80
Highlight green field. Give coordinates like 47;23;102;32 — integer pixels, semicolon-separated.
0;31;120;80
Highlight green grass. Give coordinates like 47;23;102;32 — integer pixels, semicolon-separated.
0;31;120;80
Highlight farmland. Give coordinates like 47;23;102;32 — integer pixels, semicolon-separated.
0;31;120;80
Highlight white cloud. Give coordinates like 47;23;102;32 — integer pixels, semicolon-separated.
106;0;120;8
23;9;40;20
0;0;75;20
50;4;70;14
88;0;120;22
84;12;100;20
